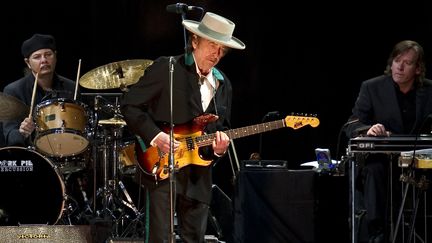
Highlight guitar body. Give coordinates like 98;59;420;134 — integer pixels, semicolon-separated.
135;121;213;181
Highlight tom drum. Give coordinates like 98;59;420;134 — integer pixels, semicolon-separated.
35;98;89;157
119;141;137;175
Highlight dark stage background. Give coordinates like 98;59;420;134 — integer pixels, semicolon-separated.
2;0;432;232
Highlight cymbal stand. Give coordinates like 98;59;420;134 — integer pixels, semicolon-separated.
98;124;144;238
92;95;102;214
96;124;123;236
95;101;141;238
94;96;122;217
117;180;146;238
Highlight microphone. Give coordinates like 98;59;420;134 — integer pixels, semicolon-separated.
169;56;176;65
169;56;176;72
166;3;202;14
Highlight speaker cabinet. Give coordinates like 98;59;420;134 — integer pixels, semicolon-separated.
234;167;348;243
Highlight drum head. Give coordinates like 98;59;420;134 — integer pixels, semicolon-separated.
0;147;65;225
35;131;89;157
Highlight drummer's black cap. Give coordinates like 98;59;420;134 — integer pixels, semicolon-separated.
21;34;56;58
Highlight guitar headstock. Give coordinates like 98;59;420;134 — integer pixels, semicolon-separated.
284;115;320;129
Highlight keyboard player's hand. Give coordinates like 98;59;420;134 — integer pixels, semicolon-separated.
367;123;391;137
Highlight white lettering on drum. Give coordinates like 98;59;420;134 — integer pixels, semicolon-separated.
0;159;34;172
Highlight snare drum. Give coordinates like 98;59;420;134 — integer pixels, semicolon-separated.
35;98;89;157
0;147;65;225
51;149;90;174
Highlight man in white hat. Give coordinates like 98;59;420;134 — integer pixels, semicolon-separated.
121;11;245;243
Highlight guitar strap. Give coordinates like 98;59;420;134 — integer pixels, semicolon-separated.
212;85;218;116
136;135;147;152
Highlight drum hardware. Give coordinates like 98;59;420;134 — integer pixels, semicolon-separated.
60;196;79;225
77;177;93;214
58;168;94;225
118;181;139;215
93;94;122;117
51;153;89;175
92;94;142;238
92;117;140;238
115;180;145;238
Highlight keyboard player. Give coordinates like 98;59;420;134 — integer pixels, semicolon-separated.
344;40;432;243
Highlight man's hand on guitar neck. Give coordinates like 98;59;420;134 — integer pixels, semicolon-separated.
213;131;230;157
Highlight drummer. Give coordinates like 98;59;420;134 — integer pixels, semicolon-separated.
2;33;79;147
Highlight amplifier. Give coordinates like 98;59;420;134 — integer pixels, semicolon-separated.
0;225;92;243
240;160;287;170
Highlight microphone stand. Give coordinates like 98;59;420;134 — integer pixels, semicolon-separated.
168;56;176;243
180;12;187;53
179;6;204;53
258;111;279;157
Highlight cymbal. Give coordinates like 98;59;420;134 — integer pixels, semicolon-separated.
98;117;127;126
79;59;153;90
0;92;29;121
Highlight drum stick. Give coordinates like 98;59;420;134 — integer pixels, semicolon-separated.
28;73;39;118
74;59;82;100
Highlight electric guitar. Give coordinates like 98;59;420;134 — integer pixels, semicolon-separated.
135;114;320;181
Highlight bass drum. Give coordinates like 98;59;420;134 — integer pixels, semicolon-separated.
0;147;65;226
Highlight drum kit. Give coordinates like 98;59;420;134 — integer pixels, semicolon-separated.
0;59;153;238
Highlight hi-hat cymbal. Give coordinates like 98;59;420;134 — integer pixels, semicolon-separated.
0;92;29;121
98;117;127;126
79;59;153;90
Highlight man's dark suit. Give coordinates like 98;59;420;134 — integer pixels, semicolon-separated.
345;75;432;241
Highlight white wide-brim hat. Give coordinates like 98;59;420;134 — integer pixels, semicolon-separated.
182;12;246;50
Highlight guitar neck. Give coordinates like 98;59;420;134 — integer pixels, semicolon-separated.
195;119;285;147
